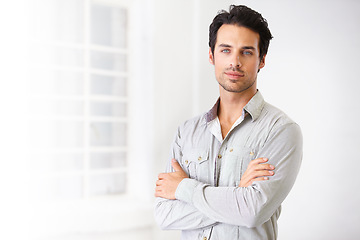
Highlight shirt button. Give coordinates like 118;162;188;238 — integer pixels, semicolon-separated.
198;156;202;161
218;154;222;159
203;237;207;240
229;148;233;152
185;160;188;164
249;151;254;156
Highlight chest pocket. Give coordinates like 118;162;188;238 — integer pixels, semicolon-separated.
182;149;209;183
220;146;257;186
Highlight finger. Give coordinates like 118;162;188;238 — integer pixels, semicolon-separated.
253;177;270;182
154;186;160;194
171;159;184;172
242;170;274;186
250;170;275;179
249;176;270;186
154;189;162;197
249;157;268;167
158;173;167;180
156;180;163;186
254;163;275;171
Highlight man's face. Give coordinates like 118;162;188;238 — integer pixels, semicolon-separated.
209;24;265;95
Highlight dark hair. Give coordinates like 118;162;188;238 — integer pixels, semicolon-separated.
209;5;273;60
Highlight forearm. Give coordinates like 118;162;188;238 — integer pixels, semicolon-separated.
175;123;303;228
175;179;276;228
155;129;218;230
154;197;218;230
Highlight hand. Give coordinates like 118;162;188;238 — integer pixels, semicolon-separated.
239;158;275;187
155;159;189;199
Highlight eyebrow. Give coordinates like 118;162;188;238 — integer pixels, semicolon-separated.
218;43;232;48
218;44;256;50
242;46;256;50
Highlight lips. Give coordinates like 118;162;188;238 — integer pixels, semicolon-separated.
224;71;244;79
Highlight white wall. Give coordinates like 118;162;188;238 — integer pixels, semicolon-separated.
152;0;360;239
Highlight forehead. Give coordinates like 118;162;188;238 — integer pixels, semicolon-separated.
216;24;260;50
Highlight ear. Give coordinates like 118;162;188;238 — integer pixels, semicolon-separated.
209;48;215;65
258;54;266;70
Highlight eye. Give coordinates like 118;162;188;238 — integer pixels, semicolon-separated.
243;50;253;55
221;49;230;53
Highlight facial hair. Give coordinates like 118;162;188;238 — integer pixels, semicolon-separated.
217;67;256;93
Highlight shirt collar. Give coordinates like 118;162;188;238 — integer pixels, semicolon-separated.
205;98;220;123
204;90;265;123
244;91;265;122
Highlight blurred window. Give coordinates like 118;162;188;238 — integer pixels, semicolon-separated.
29;0;130;201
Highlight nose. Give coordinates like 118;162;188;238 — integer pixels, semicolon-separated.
230;54;241;68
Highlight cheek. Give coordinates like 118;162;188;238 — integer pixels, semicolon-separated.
214;66;221;80
213;57;227;71
213;60;221;73
247;60;261;72
214;63;225;77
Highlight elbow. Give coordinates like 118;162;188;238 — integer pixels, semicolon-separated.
239;205;277;228
234;203;269;228
154;215;170;230
154;207;167;230
221;210;267;228
234;188;276;228
242;214;266;228
155;219;168;230
154;201;173;230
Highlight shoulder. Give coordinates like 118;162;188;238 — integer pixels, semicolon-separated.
173;112;211;148
177;112;207;133
260;102;302;143
260;102;299;128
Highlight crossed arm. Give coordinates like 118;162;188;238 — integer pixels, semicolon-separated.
154;157;276;230
154;123;302;229
155;157;275;200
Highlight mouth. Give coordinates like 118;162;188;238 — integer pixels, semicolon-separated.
224;71;244;79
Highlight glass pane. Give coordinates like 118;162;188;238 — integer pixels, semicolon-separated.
89;173;126;196
29;120;84;148
90;152;126;169
90;74;126;97
91;4;127;48
30;99;84;116
90;122;126;146
32;153;83;172
90;101;126;117
90;50;126;71
30;0;84;43
29;69;84;96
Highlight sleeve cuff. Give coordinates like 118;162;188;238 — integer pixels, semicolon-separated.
175;178;199;203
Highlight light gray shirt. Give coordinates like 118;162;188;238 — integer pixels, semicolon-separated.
154;91;303;240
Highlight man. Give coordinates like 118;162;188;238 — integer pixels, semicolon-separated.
154;5;302;240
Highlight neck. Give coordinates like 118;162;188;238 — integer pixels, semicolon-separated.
217;88;257;138
218;89;256;121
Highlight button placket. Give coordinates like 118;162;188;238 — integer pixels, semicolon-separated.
201;227;212;240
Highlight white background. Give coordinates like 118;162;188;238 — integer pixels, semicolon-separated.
0;0;359;239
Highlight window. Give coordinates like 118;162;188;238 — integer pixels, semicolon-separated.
29;0;130;201
27;0;154;238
